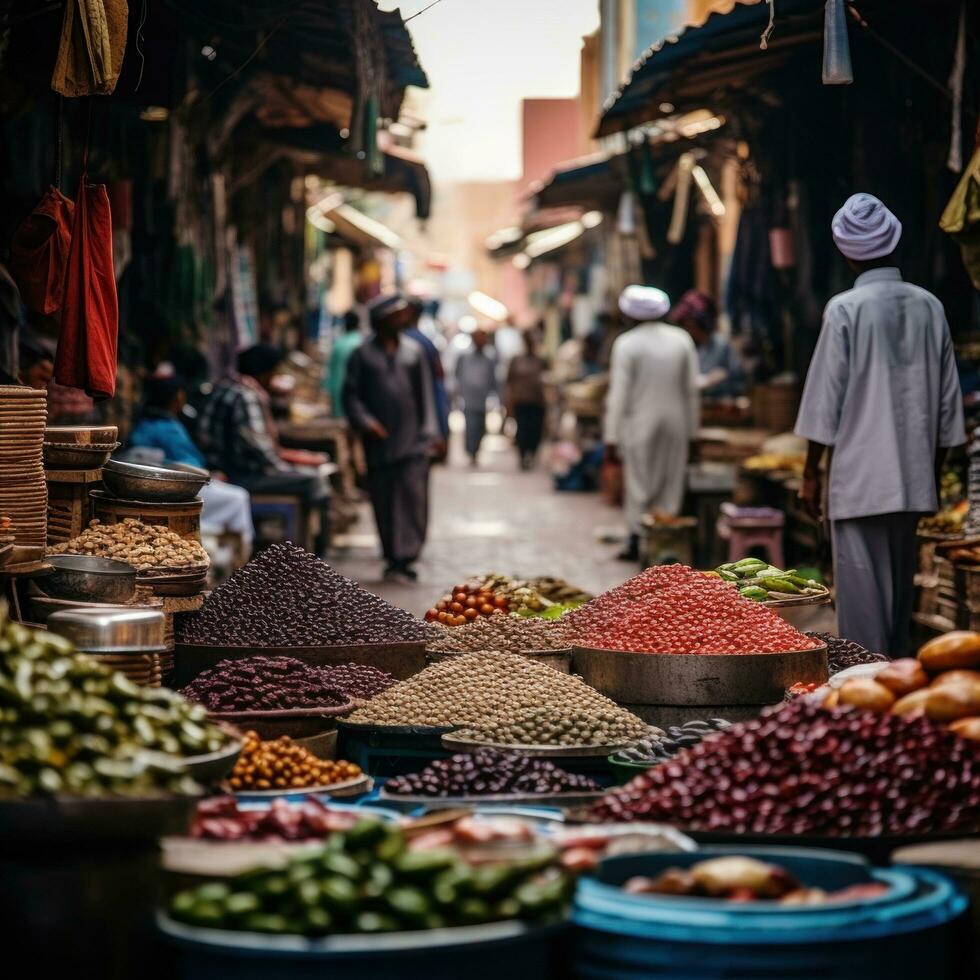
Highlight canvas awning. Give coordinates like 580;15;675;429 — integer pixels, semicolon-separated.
597;0;828;136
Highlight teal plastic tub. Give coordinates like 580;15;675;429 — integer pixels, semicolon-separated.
572;847;967;979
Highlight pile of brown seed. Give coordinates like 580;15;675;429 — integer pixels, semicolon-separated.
426;615;570;654
349;652;647;746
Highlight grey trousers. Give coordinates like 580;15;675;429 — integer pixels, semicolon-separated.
832;512;921;658
366;455;430;564
463;408;486;458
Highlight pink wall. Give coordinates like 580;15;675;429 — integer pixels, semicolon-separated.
520;98;587;195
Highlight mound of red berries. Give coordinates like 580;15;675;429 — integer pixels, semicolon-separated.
564;564;819;654
590;699;980;837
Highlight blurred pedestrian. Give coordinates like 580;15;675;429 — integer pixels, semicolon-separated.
604;286;700;562
506;329;548;469
325;310;362;417
405;299;450;456
796;193;965;656
670;289;745;397
343;294;442;582
455;327;497;465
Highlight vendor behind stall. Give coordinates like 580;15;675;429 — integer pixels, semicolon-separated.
796;193;965;657
670;289;745;398
129;374;254;551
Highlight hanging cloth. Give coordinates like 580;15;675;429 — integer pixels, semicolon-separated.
51;0;129;97
940;145;980;289
9;187;75;315
55;169;119;399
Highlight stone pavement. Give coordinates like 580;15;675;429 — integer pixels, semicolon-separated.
329;429;631;617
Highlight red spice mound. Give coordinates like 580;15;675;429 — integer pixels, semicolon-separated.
564;564;819;654
590;699;980;837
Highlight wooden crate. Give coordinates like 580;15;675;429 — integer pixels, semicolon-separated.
89;491;202;542
46;469;102;546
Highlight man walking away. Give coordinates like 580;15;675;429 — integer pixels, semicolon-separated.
604;286;700;562
506;329;548;470
796;193;965;657
455;327;497;465
343;294;442;582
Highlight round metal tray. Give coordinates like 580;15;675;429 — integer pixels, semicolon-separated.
173;640;427;687
378;787;603;809
234;773;372;799
441;733;634;758
571;644;828;706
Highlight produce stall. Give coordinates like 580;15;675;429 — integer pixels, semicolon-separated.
2;525;978;979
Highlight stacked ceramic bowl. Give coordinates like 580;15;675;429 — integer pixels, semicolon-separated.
0;386;48;565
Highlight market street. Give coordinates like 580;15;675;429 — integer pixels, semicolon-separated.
331;419;629;616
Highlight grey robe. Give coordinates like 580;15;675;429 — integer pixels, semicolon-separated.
795;267;965;655
343;333;437;562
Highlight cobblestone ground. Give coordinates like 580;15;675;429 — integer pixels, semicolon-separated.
329;426;630;617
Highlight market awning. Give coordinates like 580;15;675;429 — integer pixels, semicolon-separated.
308;194;402;251
487;213;604;267
597;0;828;136
527;152;626;212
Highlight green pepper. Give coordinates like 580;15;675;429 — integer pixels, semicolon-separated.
304;907;333;935
186;901;225;927
385;886;430;924
224;893;261;918
716;569;739;582
319;876;358;911
762;577;800;594
355;911;400;933
738;586;770;601
457;897;491;925
320;851;362;881
394;850;458;879
297;879;321;908
344;818;385;849
241;913;290;934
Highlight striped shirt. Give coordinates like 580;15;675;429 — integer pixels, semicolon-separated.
199;376;289;481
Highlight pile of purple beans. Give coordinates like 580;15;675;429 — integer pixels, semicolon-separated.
810;632;887;673
176;544;435;647
319;663;396;701
592;699;980;836
386;749;600;798
180;656;347;712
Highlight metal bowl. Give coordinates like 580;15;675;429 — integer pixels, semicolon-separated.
39;555;137;603
47;606;166;652
44;424;119;445
102;459;209;503
43;441;119;470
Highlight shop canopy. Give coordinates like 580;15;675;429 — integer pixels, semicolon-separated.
527;152;627;213
595;0;933;137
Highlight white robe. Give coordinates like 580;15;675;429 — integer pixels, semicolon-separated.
603;322;700;532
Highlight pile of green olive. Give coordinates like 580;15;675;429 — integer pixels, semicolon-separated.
0;611;229;796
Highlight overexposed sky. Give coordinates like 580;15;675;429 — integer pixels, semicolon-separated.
381;0;599;183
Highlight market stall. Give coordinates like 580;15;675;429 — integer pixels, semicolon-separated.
1;529;978;979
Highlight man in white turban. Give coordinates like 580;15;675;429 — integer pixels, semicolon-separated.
604;285;700;561
795;193;965;656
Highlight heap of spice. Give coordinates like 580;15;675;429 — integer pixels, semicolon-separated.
180;657;348;712
564;564;820;654
177;544;434;647
591;699;980;836
350;652;647;746
228;732;361;792
49;518;208;571
319;663;397;701
426;614;570;655
385;749;599;798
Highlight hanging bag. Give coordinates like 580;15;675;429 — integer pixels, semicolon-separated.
55;158;119;399
9;187;75;315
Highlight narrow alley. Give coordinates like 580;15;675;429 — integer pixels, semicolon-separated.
330;422;629;616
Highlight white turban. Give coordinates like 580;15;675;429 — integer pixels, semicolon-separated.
832;193;902;261
619;285;671;322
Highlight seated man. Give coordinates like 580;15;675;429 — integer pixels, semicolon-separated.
199;344;331;551
129;374;254;553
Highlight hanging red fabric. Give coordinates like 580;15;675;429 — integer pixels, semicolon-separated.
9;187;75;315
54;172;118;399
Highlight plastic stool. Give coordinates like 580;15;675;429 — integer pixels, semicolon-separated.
716;503;785;568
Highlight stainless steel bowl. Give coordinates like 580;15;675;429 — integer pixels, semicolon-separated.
102;459;209;503
40;555;137;603
47;607;166;652
43;441;119;470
